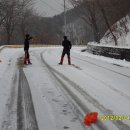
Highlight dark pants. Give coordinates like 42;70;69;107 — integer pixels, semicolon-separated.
60;50;71;64
24;50;30;63
25;50;29;59
62;50;70;59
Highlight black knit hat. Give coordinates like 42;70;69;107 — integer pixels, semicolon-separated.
26;34;30;37
63;36;67;39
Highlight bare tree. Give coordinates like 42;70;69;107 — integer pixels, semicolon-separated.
96;0;117;45
2;0;21;44
19;0;33;40
0;0;9;27
69;0;100;43
69;0;120;45
1;0;33;44
2;0;16;44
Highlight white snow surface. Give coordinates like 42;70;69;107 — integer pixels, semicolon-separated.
0;48;22;128
42;47;130;127
23;50;85;130
74;47;130;68
0;47;130;130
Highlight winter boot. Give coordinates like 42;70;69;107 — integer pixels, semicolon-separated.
59;57;64;65
28;58;32;64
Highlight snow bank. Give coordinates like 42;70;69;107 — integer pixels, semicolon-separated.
101;15;130;47
73;48;130;68
86;42;130;61
88;42;130;49
0;46;5;51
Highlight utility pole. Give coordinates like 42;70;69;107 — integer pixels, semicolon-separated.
64;0;67;36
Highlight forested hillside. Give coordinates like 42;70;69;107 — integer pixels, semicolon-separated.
0;0;130;45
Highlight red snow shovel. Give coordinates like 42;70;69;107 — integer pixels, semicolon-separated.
83;112;98;126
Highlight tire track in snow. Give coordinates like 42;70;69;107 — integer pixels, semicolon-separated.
70;61;130;101
17;69;39;130
41;52;130;130
79;69;130;101
51;70;130;130
1;71;18;130
41;53;108;130
72;55;130;101
72;56;130;78
26;51;87;130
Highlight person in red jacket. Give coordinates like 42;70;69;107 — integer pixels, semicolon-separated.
59;36;72;65
24;34;32;64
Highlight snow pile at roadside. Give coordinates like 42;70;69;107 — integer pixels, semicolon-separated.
85;15;130;66
101;15;130;47
87;42;130;49
0;46;5;51
73;49;130;68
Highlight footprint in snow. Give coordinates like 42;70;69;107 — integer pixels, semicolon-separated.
64;126;70;129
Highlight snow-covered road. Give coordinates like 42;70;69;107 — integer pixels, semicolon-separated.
0;47;130;130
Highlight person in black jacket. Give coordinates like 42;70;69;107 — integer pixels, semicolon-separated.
59;36;72;65
24;34;32;64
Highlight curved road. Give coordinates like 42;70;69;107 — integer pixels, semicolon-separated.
1;47;130;130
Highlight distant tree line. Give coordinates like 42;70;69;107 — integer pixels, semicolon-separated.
0;0;130;45
0;0;64;45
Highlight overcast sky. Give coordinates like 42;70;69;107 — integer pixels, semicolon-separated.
34;0;72;17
